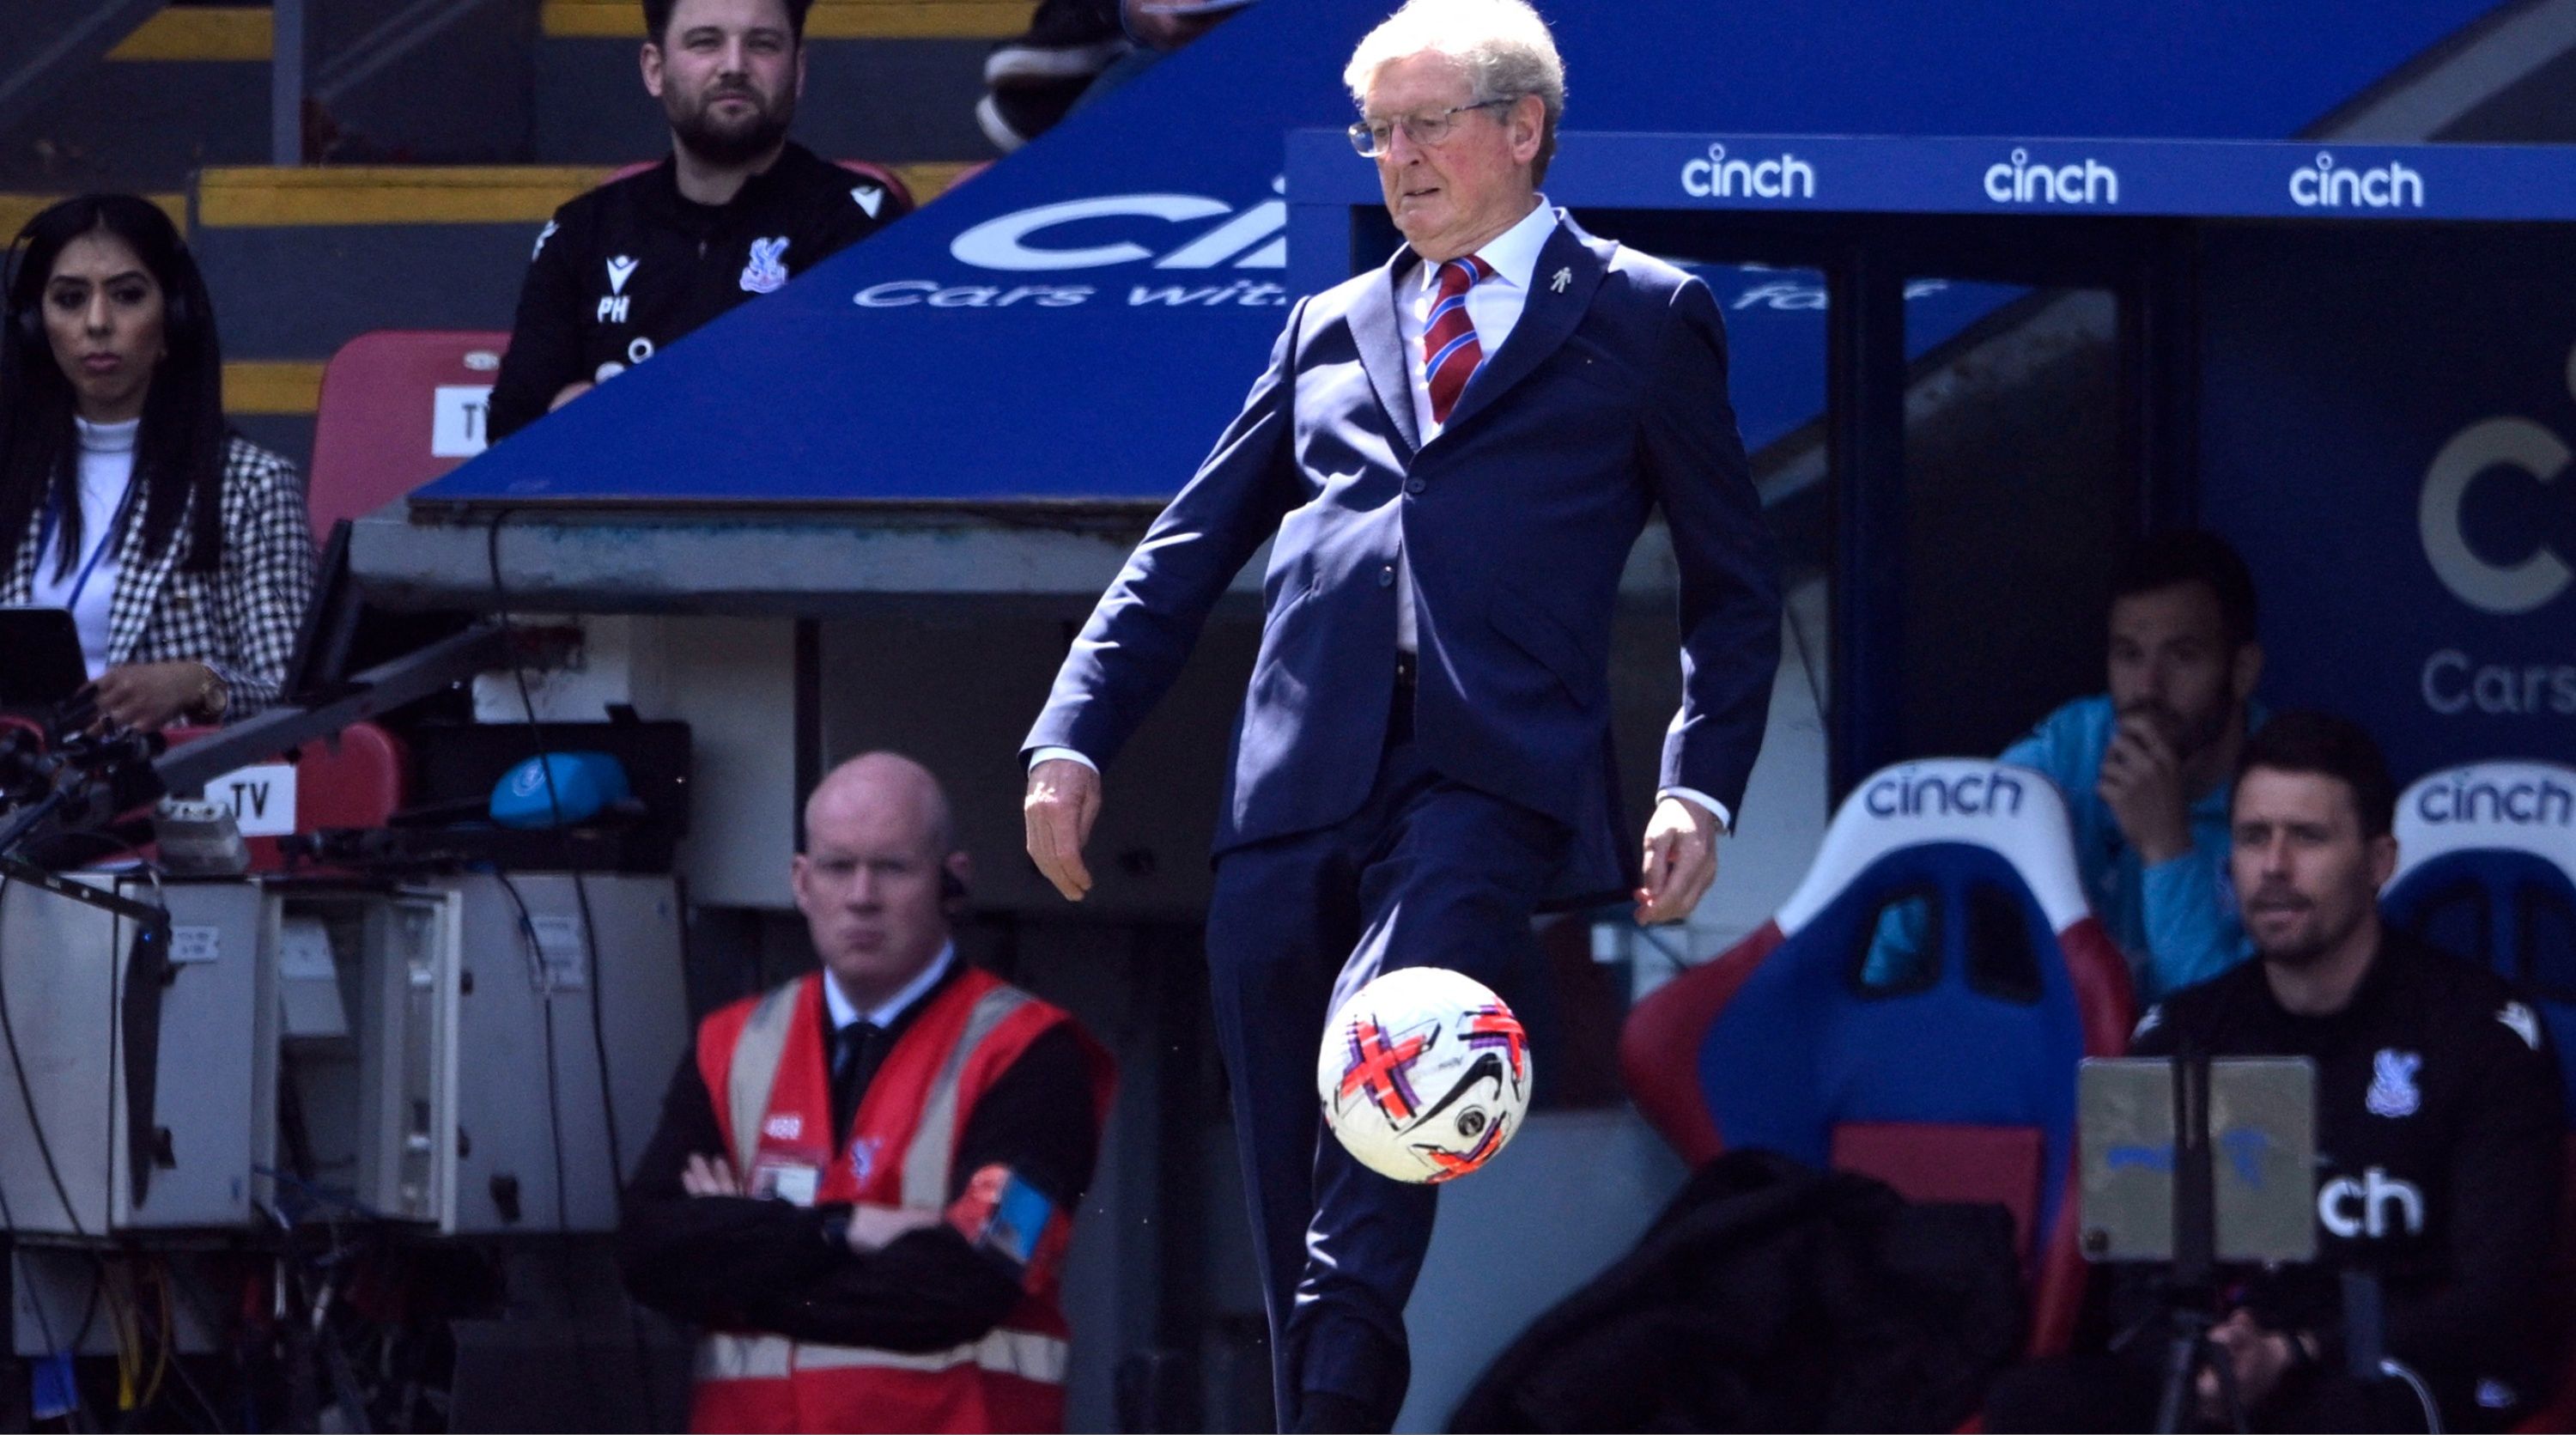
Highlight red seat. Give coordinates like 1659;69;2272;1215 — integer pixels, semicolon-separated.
156;722;408;872
307;330;513;539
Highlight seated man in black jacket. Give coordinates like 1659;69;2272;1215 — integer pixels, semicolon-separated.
1990;711;2563;1433
619;752;1110;1434
488;0;908;440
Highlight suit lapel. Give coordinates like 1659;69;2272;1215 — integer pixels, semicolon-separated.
1346;249;1422;459
1437;216;1606;438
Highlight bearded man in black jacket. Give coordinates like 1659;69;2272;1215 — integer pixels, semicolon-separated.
1990;712;2563;1433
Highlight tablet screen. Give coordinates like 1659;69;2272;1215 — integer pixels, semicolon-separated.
0;607;89;709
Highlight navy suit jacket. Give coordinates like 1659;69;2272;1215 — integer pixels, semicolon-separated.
1024;212;1782;902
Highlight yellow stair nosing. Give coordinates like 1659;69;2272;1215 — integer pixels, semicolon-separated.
196;167;617;227
106;7;275;62
195;161;975;227
542;0;1031;40
0;192;188;240
223;361;326;417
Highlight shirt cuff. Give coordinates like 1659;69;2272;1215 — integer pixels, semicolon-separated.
1030;746;1097;774
1657;787;1732;835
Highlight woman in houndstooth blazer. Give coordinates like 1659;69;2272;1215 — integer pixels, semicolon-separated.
1;194;313;728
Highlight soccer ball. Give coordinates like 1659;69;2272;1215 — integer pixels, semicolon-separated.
1316;967;1532;1184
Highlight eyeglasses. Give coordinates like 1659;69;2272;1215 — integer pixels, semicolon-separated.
1347;99;1513;157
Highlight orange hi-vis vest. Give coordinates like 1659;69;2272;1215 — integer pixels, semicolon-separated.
688;966;1112;1434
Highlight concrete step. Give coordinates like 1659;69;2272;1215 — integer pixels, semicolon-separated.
0;7;271;191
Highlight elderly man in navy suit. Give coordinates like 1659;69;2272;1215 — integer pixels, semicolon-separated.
1021;0;1780;1426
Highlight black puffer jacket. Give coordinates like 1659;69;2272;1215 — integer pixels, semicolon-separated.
1450;1149;2026;1432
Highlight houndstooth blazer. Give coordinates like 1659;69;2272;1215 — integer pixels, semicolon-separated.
3;435;315;719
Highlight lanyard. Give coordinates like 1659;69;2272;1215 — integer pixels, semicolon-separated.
33;477;137;614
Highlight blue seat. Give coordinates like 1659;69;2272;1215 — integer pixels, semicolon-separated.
2382;761;2576;1432
1622;758;2135;1355
2384;761;2576;1105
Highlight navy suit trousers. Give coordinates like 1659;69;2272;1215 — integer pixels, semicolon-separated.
1205;714;1570;1432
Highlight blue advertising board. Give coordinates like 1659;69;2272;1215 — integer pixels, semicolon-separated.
2200;225;2576;776
414;0;2506;508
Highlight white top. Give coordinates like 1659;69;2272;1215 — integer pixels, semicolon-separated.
26;417;139;679
821;940;958;1034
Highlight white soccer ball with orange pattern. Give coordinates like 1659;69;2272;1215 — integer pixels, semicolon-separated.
1316;967;1532;1184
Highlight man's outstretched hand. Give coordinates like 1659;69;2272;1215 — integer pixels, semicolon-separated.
1636;795;1719;925
1024;758;1103;901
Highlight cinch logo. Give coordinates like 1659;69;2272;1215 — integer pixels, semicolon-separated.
1680;143;1816;201
949;178;1285;272
2290;151;2425;210
1983;148;2118;206
2418;340;2573;615
2414;774;2576;826
1863;769;2026;818
2318;1165;2425;1239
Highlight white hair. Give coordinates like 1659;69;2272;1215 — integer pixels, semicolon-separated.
1343;0;1565;181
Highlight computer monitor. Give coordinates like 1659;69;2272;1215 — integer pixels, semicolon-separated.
283;520;471;704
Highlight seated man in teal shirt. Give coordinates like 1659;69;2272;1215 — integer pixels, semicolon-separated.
2007;531;2265;997
1866;532;2263;1000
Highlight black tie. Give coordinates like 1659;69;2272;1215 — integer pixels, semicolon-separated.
829;1020;888;1144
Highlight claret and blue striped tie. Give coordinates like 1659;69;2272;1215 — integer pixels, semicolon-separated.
1423;253;1495;426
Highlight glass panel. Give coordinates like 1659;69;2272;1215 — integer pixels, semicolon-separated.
1853;886;1940;995
2519;883;2576;1001
1962;883;2042;1005
1900;284;2129;757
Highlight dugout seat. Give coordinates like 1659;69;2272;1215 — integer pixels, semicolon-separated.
2380;760;2576;1432
307;330;512;540
155;722;409;873
1621;758;2135;1357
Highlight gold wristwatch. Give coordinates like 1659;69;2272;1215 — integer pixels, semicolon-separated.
193;665;230;721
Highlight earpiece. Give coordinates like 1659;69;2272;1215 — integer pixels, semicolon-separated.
941;867;969;909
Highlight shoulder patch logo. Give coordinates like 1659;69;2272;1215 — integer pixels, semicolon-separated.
605;254;639;295
2366;1049;2422;1118
739;235;791;295
2500;1001;2543;1052
850;183;884;219
532;219;558;260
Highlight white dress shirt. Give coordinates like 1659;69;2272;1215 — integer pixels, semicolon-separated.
1038;198;1731;833
822;940;957;1034
1391;197;1558;653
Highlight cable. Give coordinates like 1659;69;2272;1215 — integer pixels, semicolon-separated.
2378;1357;2442;1433
487;871;576;1243
483;513;628;1189
0;899;66;1369
0;873;90;1239
485;509;653;1416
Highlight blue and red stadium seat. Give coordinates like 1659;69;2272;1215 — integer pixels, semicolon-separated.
2383;760;2576;1432
1622;758;2135;1356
